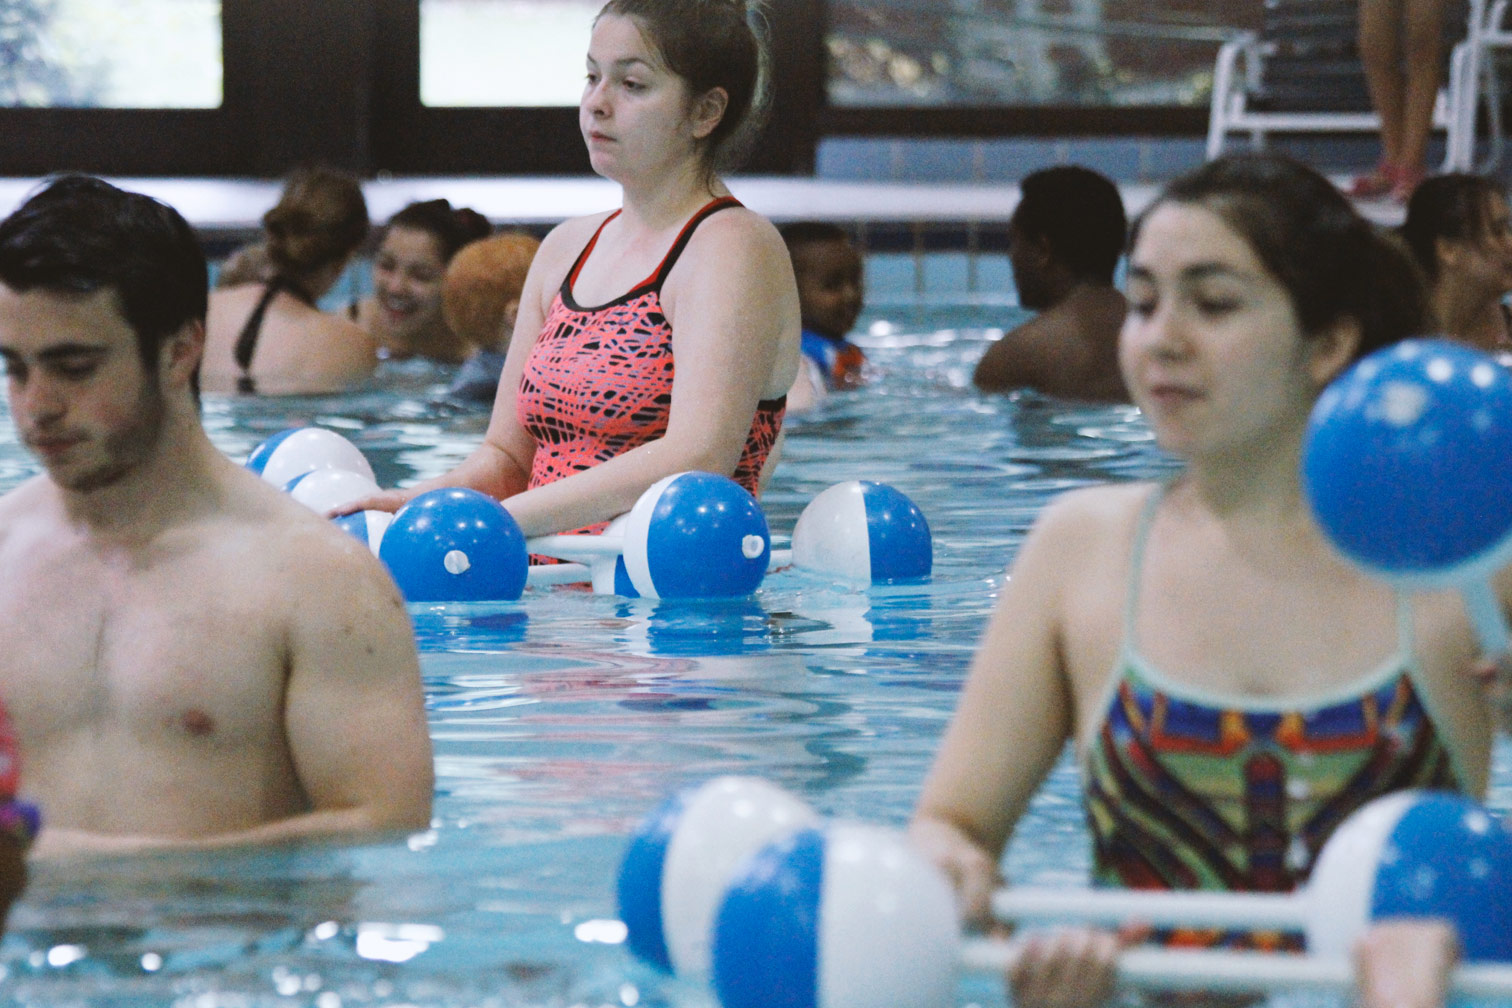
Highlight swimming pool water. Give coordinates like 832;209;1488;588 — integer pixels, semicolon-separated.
0;311;1504;1008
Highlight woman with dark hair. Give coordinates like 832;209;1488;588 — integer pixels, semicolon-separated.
910;154;1506;1008
204;165;375;395
1401;172;1512;354
342;0;800;539
349;199;493;364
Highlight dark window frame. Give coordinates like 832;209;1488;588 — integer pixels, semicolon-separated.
0;0;1209;179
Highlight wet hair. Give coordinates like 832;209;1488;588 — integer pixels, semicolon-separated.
384;199;494;264
779;220;855;256
0;174;208;394
595;0;769;174
1400;172;1509;283
1132;154;1428;361
262;165;370;278
1012;165;1127;284
214;240;272;288
442;230;542;349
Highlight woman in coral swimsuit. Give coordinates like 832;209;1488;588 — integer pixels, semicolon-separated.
910;154;1512;1008
345;0;800;538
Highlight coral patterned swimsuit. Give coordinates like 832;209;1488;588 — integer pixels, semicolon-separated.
516;196;785;531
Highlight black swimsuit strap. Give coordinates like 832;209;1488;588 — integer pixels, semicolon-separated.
233;275;316;394
646;195;742;291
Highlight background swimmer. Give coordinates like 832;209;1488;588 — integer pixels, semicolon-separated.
0;176;432;856
441;229;543;405
973;164;1129;402
782;221;865;411
203;165;377;395
349;198;494;364
1400;172;1512;354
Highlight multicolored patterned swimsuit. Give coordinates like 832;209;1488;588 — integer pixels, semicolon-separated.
517;196;786;526
1081;486;1466;950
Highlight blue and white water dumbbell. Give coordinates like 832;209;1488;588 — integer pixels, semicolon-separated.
788;481;931;584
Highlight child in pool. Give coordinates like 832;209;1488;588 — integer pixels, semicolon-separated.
910;153;1511;1008
441;229;542;405
782;221;865;411
339;0;800;538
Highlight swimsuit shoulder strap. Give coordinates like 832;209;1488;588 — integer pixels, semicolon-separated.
563;210;623;292
643;195;743;290
233;276;317;394
1120;482;1167;653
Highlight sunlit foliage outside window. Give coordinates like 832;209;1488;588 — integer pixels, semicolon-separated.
0;0;220;109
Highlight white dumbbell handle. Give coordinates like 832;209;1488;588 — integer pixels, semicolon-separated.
525;562;593;587
528;534;626;562
960;938;1512;997
528;536;787;572
994;886;1307;931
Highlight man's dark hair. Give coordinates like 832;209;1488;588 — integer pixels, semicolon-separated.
0;174;209;396
1012;165;1128;284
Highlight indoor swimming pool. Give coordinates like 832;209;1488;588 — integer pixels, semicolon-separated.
0;301;1505;1008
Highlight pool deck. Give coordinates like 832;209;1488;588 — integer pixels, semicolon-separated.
0;174;1404;245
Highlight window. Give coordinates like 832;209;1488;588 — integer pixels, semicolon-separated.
419;0;596;107
0;0;221;109
827;0;1245;109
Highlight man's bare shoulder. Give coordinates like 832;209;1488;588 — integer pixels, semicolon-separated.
216;465;401;594
973;313;1064;390
0;477;65;541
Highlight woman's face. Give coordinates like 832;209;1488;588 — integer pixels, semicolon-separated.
1448;193;1512;296
579;14;713;183
1119;202;1347;462
371;225;448;336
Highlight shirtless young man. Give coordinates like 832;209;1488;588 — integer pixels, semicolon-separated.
0;175;433;856
973;165;1130;403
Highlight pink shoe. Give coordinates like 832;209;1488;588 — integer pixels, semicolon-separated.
1390;166;1427;203
1349;162;1397;199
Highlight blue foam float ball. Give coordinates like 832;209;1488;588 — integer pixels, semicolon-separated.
245;427;375;488
790;481;932;584
619;472;771;599
284;466;381;514
332;509;393;554
711;823;960;1008
616;776;818;981
1303;339;1512;585
1307;790;1512;962
377;488;528;601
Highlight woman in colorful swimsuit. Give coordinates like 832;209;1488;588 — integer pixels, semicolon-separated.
342;0;800;537
910;153;1512;1008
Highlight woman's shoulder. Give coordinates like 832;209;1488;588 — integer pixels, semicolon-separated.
540;211;616;253
674;204;790;289
1032;481;1154;546
693;202;784;251
208;283;262;311
527;211;616;278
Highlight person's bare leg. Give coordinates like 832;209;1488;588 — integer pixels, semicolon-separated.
1357;0;1408;193
1394;0;1449;199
